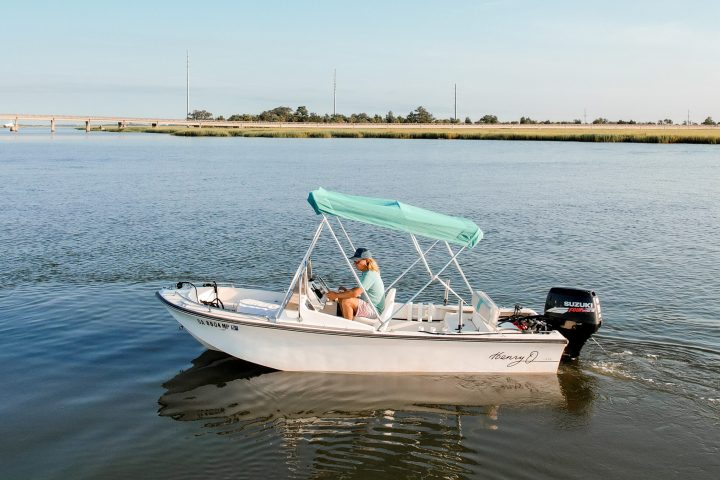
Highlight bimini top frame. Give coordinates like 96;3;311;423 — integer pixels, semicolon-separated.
276;189;484;331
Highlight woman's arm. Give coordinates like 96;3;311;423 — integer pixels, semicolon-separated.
327;287;363;301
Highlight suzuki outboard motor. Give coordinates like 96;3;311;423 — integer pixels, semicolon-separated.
543;287;602;360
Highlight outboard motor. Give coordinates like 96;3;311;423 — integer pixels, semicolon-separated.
543;287;602;360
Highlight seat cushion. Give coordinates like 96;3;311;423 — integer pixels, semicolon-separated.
236;298;281;317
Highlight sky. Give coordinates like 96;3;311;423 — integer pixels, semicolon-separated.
2;0;719;122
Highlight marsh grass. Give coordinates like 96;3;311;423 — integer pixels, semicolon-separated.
96;126;720;144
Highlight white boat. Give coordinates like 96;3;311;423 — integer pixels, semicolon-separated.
157;188;602;374
3;122;14;128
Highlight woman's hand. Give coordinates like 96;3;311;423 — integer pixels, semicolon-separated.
326;291;337;301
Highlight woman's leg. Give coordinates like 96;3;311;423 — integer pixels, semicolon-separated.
339;297;359;320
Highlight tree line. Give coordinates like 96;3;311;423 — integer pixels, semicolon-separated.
187;107;718;126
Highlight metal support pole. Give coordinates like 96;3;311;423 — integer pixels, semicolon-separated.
445;241;473;295
436;278;463;305
325;217;381;320
379;245;466;331
410;235;464;302
410;235;462;298
411;235;434;277
456;298;464;332
336;217;356;252
186;50;190;119
384;240;439;292
275;220;325;320
454;83;457;122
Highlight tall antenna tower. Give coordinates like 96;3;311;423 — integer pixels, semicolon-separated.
333;68;337;117
186;50;190;119
454;83;457;121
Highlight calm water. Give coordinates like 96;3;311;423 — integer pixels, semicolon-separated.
1;129;718;479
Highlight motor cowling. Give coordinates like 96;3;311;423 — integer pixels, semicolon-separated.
543;287;602;360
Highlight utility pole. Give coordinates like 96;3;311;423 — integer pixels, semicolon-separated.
333;68;337;117
584;108;587;124
687;109;690;126
454;83;457;122
186;50;190;120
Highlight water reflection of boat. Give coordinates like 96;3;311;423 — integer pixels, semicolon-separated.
159;351;571;423
159;351;597;477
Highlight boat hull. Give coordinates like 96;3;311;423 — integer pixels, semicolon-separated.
161;296;567;374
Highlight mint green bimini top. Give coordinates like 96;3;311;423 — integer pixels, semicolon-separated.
307;188;482;248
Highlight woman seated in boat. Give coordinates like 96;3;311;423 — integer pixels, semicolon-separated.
326;248;385;320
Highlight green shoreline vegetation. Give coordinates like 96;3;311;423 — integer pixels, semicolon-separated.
95;125;720;144
190;105;718;128
85;105;719;144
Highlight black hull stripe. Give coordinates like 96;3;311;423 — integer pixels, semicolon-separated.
157;292;567;344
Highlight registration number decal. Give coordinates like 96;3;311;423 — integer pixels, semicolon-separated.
196;318;230;330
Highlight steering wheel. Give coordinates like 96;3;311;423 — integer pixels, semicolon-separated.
310;276;330;301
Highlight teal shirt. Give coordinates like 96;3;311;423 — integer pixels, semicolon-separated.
360;270;385;312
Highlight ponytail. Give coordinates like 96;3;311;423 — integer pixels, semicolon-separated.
366;258;380;272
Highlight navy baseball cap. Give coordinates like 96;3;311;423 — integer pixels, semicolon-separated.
349;248;373;261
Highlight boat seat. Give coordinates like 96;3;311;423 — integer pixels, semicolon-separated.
354;288;396;327
235;298;281;317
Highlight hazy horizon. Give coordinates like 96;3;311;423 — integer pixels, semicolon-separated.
3;0;719;123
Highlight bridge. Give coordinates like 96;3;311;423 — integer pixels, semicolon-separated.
0;113;267;132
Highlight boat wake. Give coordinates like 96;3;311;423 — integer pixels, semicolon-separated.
581;336;720;412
